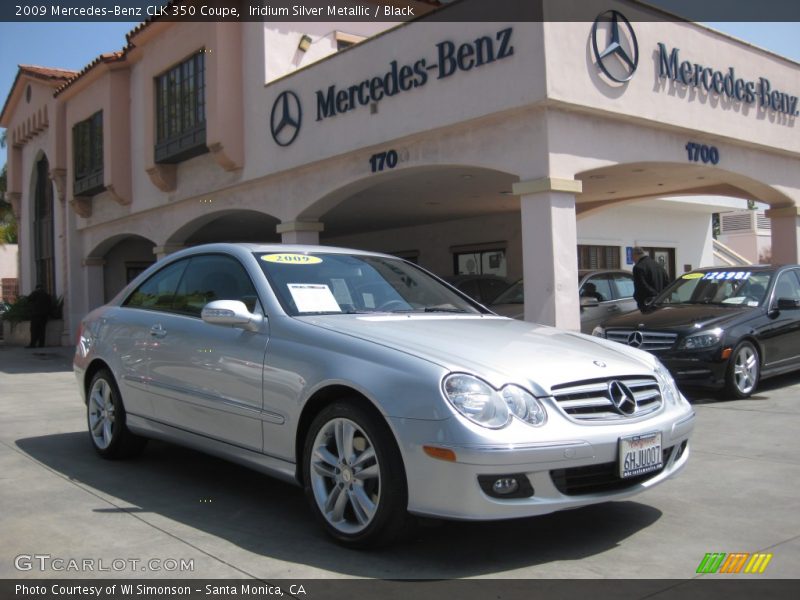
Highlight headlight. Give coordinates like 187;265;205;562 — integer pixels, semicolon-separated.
654;358;681;407
501;385;547;426
442;374;547;429
679;327;723;349
592;325;605;338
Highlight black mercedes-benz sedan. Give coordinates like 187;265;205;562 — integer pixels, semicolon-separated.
592;265;800;398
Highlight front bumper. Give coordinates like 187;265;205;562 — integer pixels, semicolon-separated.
653;348;729;390
389;406;695;521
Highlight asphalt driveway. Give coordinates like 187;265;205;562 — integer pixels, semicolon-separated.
1;344;798;581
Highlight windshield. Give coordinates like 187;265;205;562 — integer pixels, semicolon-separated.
656;270;773;307
492;280;523;304
255;252;483;316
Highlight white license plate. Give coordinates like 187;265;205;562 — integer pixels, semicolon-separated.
619;432;662;478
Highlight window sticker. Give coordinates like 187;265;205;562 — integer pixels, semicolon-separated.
261;253;322;265
287;284;341;313
330;278;354;306
702;271;751;281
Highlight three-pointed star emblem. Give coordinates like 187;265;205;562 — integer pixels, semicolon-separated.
270;90;302;146
591;10;639;83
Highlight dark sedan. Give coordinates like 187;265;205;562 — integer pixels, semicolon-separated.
593;265;800;398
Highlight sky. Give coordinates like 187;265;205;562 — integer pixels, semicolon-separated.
1;19;799;167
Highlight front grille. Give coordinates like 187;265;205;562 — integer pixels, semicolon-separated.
605;329;678;351
551;446;673;496
551;376;663;421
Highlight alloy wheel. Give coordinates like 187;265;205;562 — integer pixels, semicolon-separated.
308;417;381;535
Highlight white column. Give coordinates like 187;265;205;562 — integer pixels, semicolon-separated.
513;177;582;331
277;221;324;245
765;205;800;264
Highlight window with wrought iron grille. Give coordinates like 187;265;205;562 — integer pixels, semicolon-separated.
155;50;207;164
73;111;104;196
578;245;620;270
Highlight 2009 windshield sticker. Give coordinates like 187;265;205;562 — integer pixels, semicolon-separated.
702;271;751;281
261;253;322;265
682;273;704;279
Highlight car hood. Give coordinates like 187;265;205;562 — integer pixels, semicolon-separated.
299;314;656;395
602;304;755;332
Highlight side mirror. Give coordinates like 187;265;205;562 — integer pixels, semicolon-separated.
201;300;264;331
580;296;600;308
776;297;800;311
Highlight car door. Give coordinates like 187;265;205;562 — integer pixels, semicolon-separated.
116;258;190;419
762;269;800;370
579;273;616;333
609;271;638;315
146;253;269;451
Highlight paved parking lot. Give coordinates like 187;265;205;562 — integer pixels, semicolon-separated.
1;343;799;581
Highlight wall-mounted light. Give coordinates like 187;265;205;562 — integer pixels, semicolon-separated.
298;34;312;52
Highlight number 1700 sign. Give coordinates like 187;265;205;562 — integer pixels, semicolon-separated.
685;142;720;165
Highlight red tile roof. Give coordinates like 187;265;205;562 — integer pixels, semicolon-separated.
53;51;126;97
0;65;79;125
17;65;78;81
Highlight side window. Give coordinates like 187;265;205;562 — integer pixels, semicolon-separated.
611;273;635;300
173;254;259;317
123;259;189;311
772;270;800;304
580;275;614;302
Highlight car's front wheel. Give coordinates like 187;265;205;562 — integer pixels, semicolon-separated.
725;341;760;399
87;369;147;459
303;401;410;548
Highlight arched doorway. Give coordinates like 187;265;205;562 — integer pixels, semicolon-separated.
298;166;521;280
167;210;282;247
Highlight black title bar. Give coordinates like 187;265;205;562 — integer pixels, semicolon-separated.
2;0;800;23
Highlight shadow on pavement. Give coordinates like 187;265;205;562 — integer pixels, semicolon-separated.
16;431;662;578
0;345;74;374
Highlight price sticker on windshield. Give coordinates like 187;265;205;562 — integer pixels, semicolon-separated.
702;271;751;281
261;253;322;265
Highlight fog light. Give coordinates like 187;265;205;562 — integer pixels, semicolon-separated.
492;477;519;495
477;474;534;499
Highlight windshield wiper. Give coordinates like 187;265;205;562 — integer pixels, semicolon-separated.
387;307;470;314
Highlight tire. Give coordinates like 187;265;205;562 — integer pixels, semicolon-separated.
724;341;760;399
87;369;147;459
302;401;410;548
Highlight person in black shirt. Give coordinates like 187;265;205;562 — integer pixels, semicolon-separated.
27;284;52;348
632;247;670;311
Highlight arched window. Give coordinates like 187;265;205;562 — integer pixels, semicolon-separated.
33;155;55;295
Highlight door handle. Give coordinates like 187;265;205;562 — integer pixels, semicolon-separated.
150;324;167;338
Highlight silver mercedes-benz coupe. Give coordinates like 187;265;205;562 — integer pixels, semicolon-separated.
74;243;695;547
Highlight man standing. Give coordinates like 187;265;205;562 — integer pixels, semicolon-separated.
632;247;670;311
27;284;52;348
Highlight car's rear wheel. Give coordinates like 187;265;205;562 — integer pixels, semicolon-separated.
725;341;760;399
303;401;409;548
87;369;147;459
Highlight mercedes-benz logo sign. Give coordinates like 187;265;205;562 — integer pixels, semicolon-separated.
626;331;644;348
591;10;639;83
270;90;302;147
608;380;637;415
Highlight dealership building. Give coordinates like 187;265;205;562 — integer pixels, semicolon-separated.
1;0;799;344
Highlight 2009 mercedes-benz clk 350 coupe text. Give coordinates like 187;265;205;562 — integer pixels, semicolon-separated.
74;244;695;547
